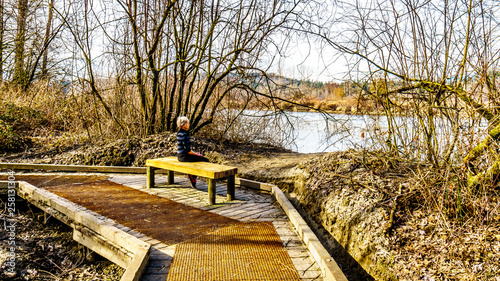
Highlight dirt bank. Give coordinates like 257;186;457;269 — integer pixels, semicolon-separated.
0;132;292;167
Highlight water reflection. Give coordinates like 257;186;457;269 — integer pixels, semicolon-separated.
239;111;489;154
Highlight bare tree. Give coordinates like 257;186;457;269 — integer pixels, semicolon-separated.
103;0;301;135
56;0;126;133
303;0;500;184
0;0;64;88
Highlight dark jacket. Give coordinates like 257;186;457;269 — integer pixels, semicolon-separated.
176;129;191;156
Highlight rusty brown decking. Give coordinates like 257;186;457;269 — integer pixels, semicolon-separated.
5;174;324;281
112;174;324;281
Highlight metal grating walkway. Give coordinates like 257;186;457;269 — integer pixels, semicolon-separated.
166;222;300;281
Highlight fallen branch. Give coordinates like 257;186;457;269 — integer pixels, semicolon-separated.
385;184;403;234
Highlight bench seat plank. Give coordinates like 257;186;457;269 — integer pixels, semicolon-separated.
146;157;237;179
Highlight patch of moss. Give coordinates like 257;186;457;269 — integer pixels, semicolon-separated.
0;102;48;131
0;120;30;151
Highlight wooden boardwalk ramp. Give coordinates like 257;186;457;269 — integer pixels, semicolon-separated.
2;172;346;281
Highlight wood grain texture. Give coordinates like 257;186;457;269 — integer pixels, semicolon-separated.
146;157;237;179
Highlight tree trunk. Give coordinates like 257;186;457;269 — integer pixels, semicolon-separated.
468;159;500;187
41;0;54;78
463;121;500;167
14;0;29;86
128;0;148;134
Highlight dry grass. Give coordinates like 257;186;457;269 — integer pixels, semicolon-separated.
0;81;297;156
388;162;500;280
358;140;500;279
296;150;499;280
0;81;135;149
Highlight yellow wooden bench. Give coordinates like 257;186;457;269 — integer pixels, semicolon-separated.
145;157;238;205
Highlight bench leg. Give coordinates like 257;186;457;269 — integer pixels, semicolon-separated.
208;179;216;205
147;166;155;189
227;175;235;201
167;170;174;185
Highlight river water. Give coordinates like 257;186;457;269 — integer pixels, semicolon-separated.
271;112;377;153
238;111;377;153
239;110;488;154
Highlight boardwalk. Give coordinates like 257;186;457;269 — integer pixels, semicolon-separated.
3;172;325;280
109;174;324;281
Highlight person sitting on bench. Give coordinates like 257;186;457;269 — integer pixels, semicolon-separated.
176;116;209;188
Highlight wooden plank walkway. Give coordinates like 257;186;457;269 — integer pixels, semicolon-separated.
109;174;324;281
